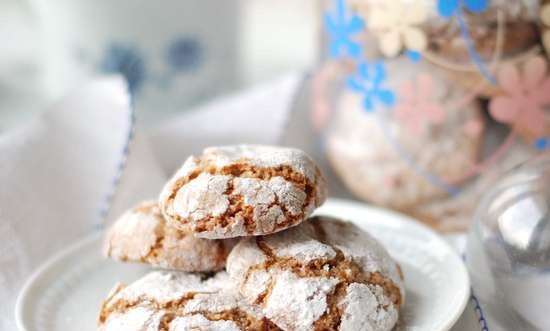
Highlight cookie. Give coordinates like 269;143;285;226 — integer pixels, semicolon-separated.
98;271;280;331
326;58;483;210
104;201;237;272
227;216;404;331
159;145;327;239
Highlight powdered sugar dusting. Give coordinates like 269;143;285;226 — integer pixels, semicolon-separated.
226;216;404;331
233;177;287;233
159;145;327;239
203;145;318;182
173;173;231;221
234;177;276;205
100;307;165;331
170;315;241;331
203;270;234;289
100;271;269;331
184;292;239;314
240;270;271;304
319;218;404;293
104;201;236;272
264;270;339;331
104;203;160;261
264;224;337;263
184;289;265;321
104;272;209;308
339;283;398;331
158;156;199;214
268;177;308;216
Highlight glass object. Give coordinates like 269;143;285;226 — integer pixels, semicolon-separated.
312;0;550;231
466;154;550;331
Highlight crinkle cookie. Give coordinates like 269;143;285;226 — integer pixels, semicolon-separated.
104;201;237;272
227;216;404;331
98;271;281;331
159;145;327;239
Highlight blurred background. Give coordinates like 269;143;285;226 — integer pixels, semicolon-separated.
0;0;319;130
3;0;550;238
2;0;550;234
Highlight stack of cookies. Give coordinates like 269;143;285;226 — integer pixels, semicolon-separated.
99;145;405;331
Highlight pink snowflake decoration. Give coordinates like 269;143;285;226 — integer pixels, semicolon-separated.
393;74;445;134
489;56;550;135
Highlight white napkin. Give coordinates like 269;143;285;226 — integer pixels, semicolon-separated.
150;73;302;174
0;76;166;331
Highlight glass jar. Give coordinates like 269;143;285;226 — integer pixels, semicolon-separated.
313;0;550;231
466;154;550;331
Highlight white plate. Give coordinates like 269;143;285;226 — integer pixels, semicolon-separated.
16;199;471;331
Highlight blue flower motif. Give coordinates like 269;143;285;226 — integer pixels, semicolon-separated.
437;0;488;18
166;37;203;72
347;61;395;112
324;0;364;59
535;137;548;151
101;43;146;94
405;50;422;63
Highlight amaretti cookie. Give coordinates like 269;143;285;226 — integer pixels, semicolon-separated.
98;271;280;331
159;145;327;239
104;201;237;272
227;216;404;331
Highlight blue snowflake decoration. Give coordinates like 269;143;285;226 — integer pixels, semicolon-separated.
166;37;203;72
347;61;395;112
437;0;488;18
535;137;549;151
101;43;146;94
324;0;364;59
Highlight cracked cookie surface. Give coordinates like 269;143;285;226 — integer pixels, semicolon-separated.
159;145;327;239
98;271;281;331
104;201;237;272
227;216;404;331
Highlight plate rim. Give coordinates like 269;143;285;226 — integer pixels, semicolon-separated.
15;231;102;331
316;198;471;331
15;198;470;331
